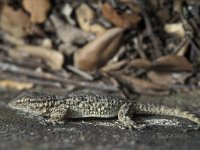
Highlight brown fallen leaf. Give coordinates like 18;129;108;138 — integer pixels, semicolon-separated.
15;45;64;70
129;59;152;70
147;71;174;86
0;4;41;37
148;71;193;93
23;0;51;23
74;28;124;71
152;55;193;72
101;60;128;72
0;79;33;90
102;2;141;28
76;3;106;35
115;74;169;95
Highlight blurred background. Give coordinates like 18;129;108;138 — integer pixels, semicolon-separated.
0;0;200;97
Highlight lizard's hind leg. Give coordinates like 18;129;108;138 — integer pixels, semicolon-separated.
118;102;146;130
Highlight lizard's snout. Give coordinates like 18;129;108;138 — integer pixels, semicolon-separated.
8;98;21;108
8;95;28;109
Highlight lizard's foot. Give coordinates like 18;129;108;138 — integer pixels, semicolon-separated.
118;117;147;130
46;119;65;126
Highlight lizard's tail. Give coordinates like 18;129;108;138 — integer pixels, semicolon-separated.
135;102;200;125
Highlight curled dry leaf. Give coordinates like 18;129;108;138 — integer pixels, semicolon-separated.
74;28;124;71
0;79;33;90
0;4;41;37
76;4;94;30
102;2;141;28
115;74;169;95
23;0;51;23
164;23;185;38
16;45;64;70
76;3;106;35
152;55;193;72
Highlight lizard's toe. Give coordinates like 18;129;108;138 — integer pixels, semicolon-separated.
46;119;65;126
131;123;147;130
123;121;147;130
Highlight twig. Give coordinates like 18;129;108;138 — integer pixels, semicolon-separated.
0;62;119;92
0;72;62;88
133;36;147;58
66;65;94;81
137;0;162;57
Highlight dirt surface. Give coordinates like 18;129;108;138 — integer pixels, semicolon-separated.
0;89;200;150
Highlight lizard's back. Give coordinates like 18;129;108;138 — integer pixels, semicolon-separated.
65;91;126;118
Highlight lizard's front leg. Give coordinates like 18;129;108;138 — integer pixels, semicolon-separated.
47;104;69;125
118;102;146;130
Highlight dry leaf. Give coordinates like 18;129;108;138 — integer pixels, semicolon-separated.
164;23;185;38
0;4;40;37
129;59;152;69
74;28;124;71
173;0;182;13
101;60;128;72
62;3;76;25
50;15;94;55
147;71;176;86
171;72;191;84
147;71;191;87
90;24;107;36
2;33;25;45
152;55;193;72
76;4;106;35
102;2;141;28
76;4;95;31
0;79;33;90
15;45;64;70
51;15;93;43
115;74;169;95
23;0;51;23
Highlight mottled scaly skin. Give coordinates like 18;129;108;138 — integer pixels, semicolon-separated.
8;91;200;129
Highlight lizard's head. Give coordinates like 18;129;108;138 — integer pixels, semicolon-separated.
9;92;52;114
